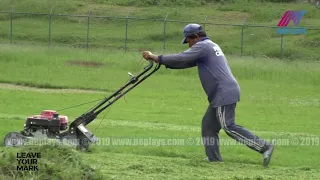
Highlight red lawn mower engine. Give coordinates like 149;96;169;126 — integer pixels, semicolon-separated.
24;110;69;134
3;110;70;147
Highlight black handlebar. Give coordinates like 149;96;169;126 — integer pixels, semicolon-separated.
69;60;161;128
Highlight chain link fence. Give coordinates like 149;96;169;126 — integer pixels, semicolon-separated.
0;8;319;59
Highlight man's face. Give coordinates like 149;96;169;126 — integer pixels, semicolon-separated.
186;35;201;48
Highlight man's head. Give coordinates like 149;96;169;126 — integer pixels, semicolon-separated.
182;23;207;47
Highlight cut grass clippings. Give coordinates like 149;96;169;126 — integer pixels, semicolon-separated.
0;143;105;180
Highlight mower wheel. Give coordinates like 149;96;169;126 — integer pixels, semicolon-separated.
3;132;27;147
76;137;90;151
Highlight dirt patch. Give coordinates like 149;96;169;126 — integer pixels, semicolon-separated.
66;60;104;68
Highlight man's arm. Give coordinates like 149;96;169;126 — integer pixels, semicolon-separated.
158;55;197;69
158;42;207;69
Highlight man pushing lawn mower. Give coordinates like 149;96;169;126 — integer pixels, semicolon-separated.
142;23;275;167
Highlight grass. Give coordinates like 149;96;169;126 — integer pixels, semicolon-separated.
0;144;104;180
0;0;319;60
0;44;319;88
0;44;320;179
0;1;319;179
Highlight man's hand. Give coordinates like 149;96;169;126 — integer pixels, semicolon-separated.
142;51;159;63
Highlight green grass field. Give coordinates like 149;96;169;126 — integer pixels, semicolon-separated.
0;0;320;179
0;44;320;179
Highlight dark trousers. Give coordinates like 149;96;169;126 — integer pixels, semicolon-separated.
201;103;270;161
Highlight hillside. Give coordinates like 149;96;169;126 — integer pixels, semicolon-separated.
0;0;319;60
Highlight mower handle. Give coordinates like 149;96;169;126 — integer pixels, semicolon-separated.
68;59;161;129
144;59;155;69
126;60;159;84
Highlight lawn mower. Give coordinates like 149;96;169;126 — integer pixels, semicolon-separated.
3;60;161;150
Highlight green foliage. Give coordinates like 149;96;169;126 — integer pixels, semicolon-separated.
81;0;301;6
261;0;297;2
89;0;209;6
0;0;319;61
0;143;105;180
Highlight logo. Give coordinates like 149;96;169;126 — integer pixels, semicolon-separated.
213;46;224;57
276;10;307;35
16;152;41;171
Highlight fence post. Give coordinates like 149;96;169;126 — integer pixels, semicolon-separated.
10;7;13;44
241;17;246;56
203;15;208;31
280;34;284;57
125;11;130;52
86;10;91;51
163;13;168;51
48;7;53;49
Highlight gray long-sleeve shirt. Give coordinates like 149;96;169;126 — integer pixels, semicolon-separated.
158;37;240;107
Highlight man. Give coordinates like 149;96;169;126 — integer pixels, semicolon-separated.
142;23;274;167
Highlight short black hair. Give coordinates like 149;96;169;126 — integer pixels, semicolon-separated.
196;31;207;37
186;31;207;39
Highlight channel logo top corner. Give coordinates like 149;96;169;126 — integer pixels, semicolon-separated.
277;10;306;27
